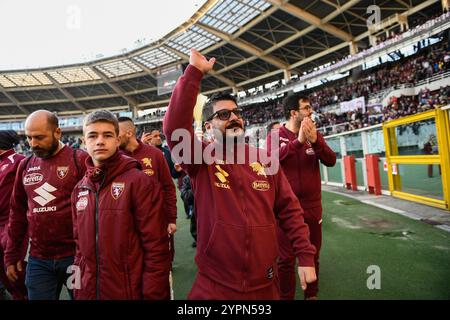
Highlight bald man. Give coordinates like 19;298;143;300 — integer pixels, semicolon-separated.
5;110;88;300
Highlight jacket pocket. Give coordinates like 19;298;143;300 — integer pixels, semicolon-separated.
248;224;278;288
204;221;246;283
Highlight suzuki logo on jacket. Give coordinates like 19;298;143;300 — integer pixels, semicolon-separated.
33;182;57;206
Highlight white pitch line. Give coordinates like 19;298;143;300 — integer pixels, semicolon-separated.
360;200;407;215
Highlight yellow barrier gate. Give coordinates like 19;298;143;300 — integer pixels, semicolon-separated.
383;107;450;210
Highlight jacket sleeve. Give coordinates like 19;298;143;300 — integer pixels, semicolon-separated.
156;152;178;224
4;158;29;267
180;175;193;205
0;155;23;222
311;133;336;167
162;65;206;177
163;148;182;179
266;129;304;161
70;187;81;266
76;149;89;178
273;168;316;267
132;175;170;300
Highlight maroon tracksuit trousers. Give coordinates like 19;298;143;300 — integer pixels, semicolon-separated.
188;272;280;300
0;225;28;300
277;206;322;299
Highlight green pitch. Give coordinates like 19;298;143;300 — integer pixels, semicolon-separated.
172;191;450;300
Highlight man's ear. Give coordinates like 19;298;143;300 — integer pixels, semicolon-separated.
204;121;211;131
54;127;62;140
290;109;297;119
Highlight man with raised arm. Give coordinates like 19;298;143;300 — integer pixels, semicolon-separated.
163;49;316;299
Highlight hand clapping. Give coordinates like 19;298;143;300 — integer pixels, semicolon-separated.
301;117;317;143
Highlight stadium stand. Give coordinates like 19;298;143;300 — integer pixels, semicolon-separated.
1;0;450;303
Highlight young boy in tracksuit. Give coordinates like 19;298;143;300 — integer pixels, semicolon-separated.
71;110;169;300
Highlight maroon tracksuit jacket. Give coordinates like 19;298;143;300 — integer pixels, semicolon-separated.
71;152;169;300
0;149;27;299
0;149;25;226
121;140;177;224
266;125;336;209
267;124;336;299
5;146;88;267
163;64;316;294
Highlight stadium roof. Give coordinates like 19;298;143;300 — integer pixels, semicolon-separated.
0;0;443;119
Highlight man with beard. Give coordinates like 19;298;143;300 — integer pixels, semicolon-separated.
118;117;176;299
266;94;336;300
0;130;27;300
5;110;88;300
163;48;316;299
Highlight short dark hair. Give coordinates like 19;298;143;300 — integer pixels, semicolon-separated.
202;92;238;121
282;93;309;120
83;110;119;135
117;116;136;135
117;116;134;123
266;121;280;133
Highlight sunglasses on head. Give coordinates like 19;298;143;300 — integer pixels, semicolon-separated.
207;108;244;121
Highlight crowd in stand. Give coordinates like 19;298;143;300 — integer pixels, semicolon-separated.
135;109;167;122
12;18;450;151
16;135;83;156
235;36;450;136
135;122;164;141
305;39;449;110
129;18;450;139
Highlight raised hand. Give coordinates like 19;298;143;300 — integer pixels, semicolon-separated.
298;120;307;144
302;117;317;143
189;48;216;74
141;132;152;144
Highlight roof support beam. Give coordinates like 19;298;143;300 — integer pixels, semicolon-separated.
354;0;439;42
90;68;139;109
129;59;157;80
46;74;86;112
198;22;289;71
162;45;237;89
266;0;354;42
0;85;161;107
211;0;360;76
0;86;29;115
235;0;439;88
202;5;279;56
394;0;411;8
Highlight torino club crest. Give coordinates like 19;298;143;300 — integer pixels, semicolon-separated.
57;166;69;179
111;182;125;200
